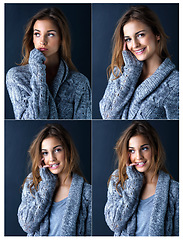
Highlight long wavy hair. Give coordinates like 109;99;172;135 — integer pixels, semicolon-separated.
20;7;77;71
108;5;170;78
110;121;171;190
23;124;84;194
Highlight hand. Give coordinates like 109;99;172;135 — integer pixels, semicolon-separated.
123;41;127;51
126;155;138;167
29;48;46;65
39;158;50;169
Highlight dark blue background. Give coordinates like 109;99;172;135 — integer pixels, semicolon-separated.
92;3;179;119
5;3;91;119
92;120;179;235
5;120;91;236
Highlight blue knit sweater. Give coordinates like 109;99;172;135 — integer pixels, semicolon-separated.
100;51;179;119
18;168;92;236
6;48;91;119
104;166;179;236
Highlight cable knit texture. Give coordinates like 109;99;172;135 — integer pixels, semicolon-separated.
18;168;92;236
104;166;179;236
100;50;179;119
6;48;91;119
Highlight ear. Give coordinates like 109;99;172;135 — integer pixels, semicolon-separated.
156;35;160;41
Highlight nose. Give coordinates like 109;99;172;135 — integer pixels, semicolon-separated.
48;152;56;162
40;35;47;46
136;150;143;160
132;38;140;49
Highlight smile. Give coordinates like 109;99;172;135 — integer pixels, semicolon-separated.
135;161;146;167
134;47;146;55
49;163;60;169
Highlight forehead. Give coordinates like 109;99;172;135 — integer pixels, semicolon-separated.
33;18;58;31
41;136;62;149
128;135;149;147
123;20;151;36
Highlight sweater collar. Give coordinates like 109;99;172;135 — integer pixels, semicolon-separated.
49;59;69;99
128;58;176;119
60;173;84;236
148;171;170;236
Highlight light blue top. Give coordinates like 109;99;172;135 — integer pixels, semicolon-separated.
136;195;154;236
49;197;68;236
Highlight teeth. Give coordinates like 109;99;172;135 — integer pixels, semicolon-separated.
137;162;145;165
50;164;59;167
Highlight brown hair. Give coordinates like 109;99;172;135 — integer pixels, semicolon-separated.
23;123;84;193
110;121;171;190
20;7;77;71
108;5;170;78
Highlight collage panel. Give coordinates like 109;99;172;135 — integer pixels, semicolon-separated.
92;3;179;120
5;120;91;236
5;3;91;120
92;120;179;236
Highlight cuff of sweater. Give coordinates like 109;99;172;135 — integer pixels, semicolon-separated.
122;50;143;69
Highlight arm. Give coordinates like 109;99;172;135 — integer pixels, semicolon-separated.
163;74;179;119
173;184;179;236
6;48;58;119
85;185;92;236
99;51;143;119
104;166;143;233
73;75;91;119
17;168;57;235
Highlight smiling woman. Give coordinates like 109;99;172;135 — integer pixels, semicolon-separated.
104;121;179;236
18;123;91;236
6;7;91;119
99;5;179;120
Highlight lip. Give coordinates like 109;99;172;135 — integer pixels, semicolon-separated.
134;47;146;55
135;161;147;167
39;48;48;52
49;163;60;170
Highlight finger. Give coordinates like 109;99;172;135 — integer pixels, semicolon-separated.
123;41;127;51
129;162;138;166
43;164;51;168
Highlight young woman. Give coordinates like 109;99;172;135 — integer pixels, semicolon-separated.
6;8;91;119
100;5;179;119
104;121;179;236
18;124;91;236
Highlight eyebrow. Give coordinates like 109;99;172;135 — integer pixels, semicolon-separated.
128;143;150;149
41;145;63;151
33;29;57;32
124;30;146;38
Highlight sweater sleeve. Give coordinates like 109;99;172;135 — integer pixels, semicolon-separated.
173;184;179;236
104;166;143;233
73;74;91;119
17;168;57;235
163;73;179;119
6;48;58;119
99;51;143;119
85;185;92;236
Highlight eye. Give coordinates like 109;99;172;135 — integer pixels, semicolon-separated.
137;33;145;38
42;151;48;156
141;146;149;151
54;147;63;153
128;149;135;154
124;38;131;43
48;33;55;37
34;32;40;37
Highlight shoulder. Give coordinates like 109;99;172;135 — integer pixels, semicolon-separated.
6;65;30;84
163;59;179;84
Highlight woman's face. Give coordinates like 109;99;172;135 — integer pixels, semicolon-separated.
41;136;67;175
123;20;160;63
33;19;61;60
128;134;153;173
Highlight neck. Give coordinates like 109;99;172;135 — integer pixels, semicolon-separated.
45;55;60;85
144;169;158;184
57;171;72;187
